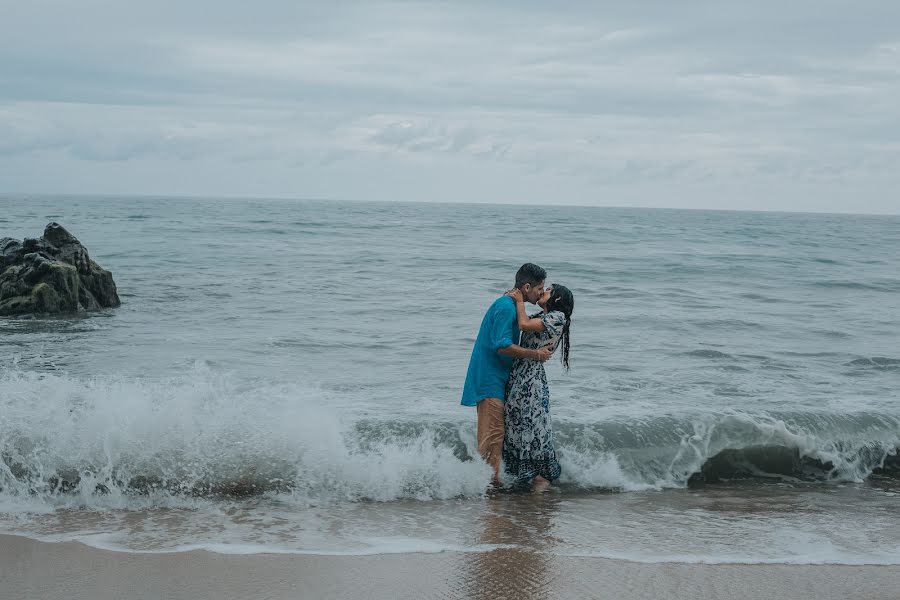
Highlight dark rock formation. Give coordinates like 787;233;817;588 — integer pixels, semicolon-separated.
0;223;120;316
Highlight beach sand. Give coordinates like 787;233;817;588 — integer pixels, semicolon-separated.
2;533;900;600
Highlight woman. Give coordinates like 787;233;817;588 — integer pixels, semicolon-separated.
502;284;574;493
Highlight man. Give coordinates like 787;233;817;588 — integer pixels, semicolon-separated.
461;263;551;484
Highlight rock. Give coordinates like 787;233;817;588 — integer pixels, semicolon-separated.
0;223;120;316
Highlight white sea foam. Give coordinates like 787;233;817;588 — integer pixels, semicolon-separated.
558;549;900;566
3;365;900;510
63;534;510;557
4;369;900;565
0;364;492;508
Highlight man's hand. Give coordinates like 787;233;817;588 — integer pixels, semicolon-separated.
498;344;551;361
505;288;524;303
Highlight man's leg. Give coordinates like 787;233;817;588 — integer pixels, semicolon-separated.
476;397;505;483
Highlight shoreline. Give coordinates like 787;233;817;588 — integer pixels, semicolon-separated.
3;533;900;600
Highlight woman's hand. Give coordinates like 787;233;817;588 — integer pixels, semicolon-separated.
505;288;524;303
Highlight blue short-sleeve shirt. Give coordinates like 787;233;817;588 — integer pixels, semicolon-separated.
461;296;519;406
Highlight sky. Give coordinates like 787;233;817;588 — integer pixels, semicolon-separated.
1;1;899;213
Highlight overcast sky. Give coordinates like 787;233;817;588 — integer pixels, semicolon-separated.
1;1;899;213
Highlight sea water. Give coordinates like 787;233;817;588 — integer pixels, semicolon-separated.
1;195;900;563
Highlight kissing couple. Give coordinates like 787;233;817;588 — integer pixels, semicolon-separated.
461;263;575;493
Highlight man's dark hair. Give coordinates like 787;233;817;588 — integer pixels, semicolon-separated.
515;263;546;288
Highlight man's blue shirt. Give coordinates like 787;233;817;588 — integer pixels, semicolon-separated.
461;296;519;406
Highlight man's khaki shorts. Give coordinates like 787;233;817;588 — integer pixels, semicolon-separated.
476;397;504;471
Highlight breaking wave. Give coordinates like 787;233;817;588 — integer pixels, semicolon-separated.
2;366;900;509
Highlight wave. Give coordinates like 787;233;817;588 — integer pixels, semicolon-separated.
0;366;493;507
2;366;900;509
844;356;900;372
813;280;900;292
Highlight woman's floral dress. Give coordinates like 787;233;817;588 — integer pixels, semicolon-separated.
502;310;565;483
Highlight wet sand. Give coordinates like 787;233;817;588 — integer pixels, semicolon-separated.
2;533;900;600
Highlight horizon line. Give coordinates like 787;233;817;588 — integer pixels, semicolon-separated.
2;190;898;219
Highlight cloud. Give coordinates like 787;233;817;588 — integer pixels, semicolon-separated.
0;1;899;212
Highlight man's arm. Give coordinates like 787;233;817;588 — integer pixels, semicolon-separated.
499;344;551;362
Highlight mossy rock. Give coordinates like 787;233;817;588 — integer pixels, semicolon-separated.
30;282;62;313
0;222;120;316
0;294;31;315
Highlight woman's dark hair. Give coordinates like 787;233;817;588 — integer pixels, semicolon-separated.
515;263;547;288
545;284;574;370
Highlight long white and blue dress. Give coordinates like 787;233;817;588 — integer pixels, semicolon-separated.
502;310;566;483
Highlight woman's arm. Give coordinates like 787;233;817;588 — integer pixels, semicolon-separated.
506;289;546;333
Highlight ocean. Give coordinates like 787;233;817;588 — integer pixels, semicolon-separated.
2;195;900;564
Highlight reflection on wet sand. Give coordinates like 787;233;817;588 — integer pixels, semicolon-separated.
463;493;562;600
